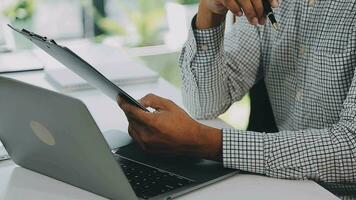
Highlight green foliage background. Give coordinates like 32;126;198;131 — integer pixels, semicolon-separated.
176;0;199;5
3;0;36;21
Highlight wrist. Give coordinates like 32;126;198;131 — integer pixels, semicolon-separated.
195;123;222;161
196;2;226;29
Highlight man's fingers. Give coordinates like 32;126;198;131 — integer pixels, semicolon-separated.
251;0;266;25
221;0;279;26
139;93;171;110
237;0;258;25
223;0;242;16
128;121;158;153
128;124;136;139
128;123;148;151
118;96;152;123
130;127;171;155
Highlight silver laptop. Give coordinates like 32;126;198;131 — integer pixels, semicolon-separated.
0;76;237;200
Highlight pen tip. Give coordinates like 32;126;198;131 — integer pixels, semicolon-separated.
272;23;279;30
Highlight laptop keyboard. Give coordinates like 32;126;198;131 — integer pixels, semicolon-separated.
115;155;195;199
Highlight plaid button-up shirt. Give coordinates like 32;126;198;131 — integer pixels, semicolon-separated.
179;0;356;182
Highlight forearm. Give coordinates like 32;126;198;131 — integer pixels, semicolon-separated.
180;15;262;119
222;122;356;183
180;19;231;119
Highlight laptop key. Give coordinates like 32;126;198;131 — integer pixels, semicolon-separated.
115;156;195;199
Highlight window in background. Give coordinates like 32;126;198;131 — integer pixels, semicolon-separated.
0;0;104;50
2;0;36;49
0;25;5;47
165;0;198;48
0;18;15;52
104;0;167;47
34;0;85;40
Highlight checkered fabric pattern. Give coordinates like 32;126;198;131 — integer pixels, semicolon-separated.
179;0;356;183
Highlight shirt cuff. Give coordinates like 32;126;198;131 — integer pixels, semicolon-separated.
183;15;226;62
222;129;266;174
192;17;225;54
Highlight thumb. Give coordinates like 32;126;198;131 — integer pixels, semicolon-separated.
139;93;168;110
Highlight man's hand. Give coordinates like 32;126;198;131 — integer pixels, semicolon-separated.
117;93;222;161
196;0;279;29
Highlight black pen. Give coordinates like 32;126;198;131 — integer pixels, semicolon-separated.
262;0;278;30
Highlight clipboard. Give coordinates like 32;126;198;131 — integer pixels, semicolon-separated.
8;24;149;112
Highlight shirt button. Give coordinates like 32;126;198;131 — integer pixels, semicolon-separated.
308;0;316;6
201;44;208;51
296;89;303;101
300;46;305;55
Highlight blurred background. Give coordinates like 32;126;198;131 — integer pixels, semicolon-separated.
0;0;250;130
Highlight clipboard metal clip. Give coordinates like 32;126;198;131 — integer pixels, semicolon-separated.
7;24;57;45
22;29;47;40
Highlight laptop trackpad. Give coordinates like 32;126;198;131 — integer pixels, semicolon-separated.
116;142;237;182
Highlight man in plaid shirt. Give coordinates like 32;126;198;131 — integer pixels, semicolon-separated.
118;0;356;183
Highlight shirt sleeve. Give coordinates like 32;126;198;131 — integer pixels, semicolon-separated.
179;16;262;119
223;64;356;183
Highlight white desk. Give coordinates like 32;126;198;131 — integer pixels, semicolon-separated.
0;71;339;200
